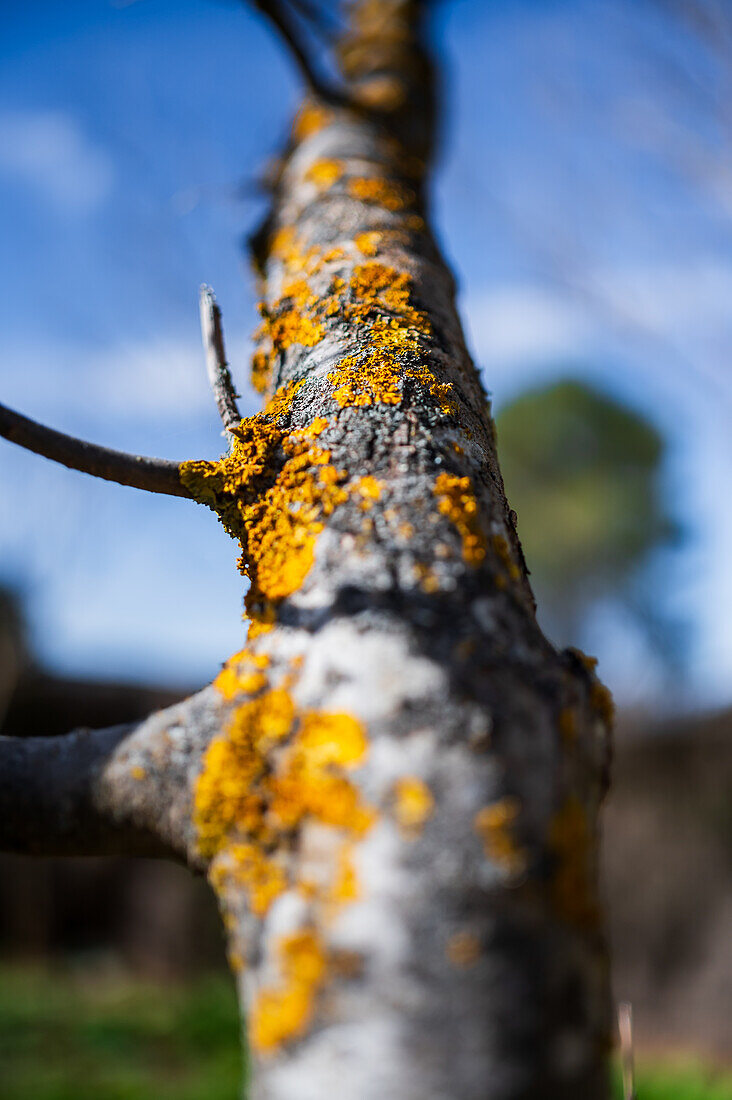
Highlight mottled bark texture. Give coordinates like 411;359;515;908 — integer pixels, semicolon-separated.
0;2;613;1098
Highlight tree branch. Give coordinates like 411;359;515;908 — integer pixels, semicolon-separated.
0;687;224;862
0;402;190;498
199;285;242;436
0;724;162;858
250;0;346;105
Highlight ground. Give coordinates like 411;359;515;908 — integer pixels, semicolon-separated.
0;965;729;1100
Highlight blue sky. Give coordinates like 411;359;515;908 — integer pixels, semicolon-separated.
1;0;731;708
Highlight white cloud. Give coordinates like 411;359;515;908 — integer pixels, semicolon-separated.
86;332;253;417
0;109;113;210
462;285;590;364
463;257;732;385
1;330;254;421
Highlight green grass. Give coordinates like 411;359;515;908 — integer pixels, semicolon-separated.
1;965;730;1099
611;1061;732;1100
0;965;243;1100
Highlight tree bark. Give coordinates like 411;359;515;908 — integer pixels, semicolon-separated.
0;2;613;1097
177;3;613;1097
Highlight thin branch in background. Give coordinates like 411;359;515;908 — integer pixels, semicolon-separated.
287;0;342;39
250;0;346;105
0;402;189;498
618;1001;636;1100
199;285;243;437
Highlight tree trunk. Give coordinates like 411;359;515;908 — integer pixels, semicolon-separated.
0;2;613;1097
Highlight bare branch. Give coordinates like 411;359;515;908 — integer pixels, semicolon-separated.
0;402;190;498
250;0;346;105
0;687;223;862
199;285;242;436
287;0;341;39
0;724;166;858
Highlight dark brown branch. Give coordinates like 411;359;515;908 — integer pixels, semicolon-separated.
0;725;168;858
287;0;341;38
251;0;346;105
199;285;242;435
0;687;224;862
0;402;190;498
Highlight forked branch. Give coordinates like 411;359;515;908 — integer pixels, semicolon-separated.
251;0;347;105
0;402;189;497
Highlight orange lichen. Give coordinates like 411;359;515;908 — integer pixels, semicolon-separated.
269;711;374;835
347;176;414;211
590;680;615;725
181;383;362;609
210;843;288;918
250;349;273;395
492;534;521;582
130;765;146;781
558;706;577;745
195;648;376;1051
330;842;359;904
353;475;383;509
325;264;454;414
194;686;296;859
414;561;440;593
392;776;434;833
549;797;599;928
250;929;326;1053
474;797;526;874
434;474;487;566
196;666;375;925
305;159;343;189
446;931;481;968
292;102;332;140
353;75;407;111
354;230;382;256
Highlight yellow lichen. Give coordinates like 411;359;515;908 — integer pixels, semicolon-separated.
414;561;440;593
292;102;332;140
558;706;577;745
195;658;374;916
434;474;487;566
197;648;375;1052
392;776;434;833
210;843;288;918
353;475;383;509
269;711;374;835
492;534;521;582
250;349;273;395
474;797;526;874
250;930;326;1053
330;842;359;904
130;765;146;781
549;797;599;928
590;680;615;725
347;176;413;211
446;931;481;968
324;264;454;414
305;159;343;189
354;230;382;256
181;383;362;609
353;75;407;111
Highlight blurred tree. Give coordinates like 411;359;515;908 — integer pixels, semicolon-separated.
497;379;681;662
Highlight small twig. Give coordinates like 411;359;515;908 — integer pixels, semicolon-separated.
287;0;341;38
618;1002;635;1100
0;402;189;498
250;0;346;105
199;285;242;436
